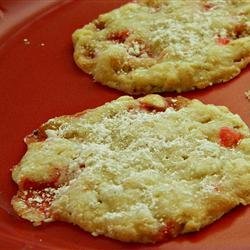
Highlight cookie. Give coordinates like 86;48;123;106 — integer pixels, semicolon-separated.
73;0;250;94
12;94;250;243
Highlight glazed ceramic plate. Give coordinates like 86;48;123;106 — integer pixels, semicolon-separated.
0;1;249;249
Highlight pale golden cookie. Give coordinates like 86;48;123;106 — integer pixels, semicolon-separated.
73;0;250;94
12;95;250;243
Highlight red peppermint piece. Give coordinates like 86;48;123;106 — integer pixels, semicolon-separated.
216;37;230;45
219;127;243;148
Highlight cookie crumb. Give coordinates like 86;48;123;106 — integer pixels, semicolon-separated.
245;90;250;100
91;232;99;237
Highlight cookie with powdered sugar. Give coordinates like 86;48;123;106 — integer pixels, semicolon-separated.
12;94;250;243
72;0;250;94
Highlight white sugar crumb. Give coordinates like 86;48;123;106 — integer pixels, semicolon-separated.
127;41;147;57
245;90;250;100
28;196;43;203
40;43;45;47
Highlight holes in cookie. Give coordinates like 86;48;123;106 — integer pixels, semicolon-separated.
120;63;133;74
233;57;244;63
111;59;134;75
233;125;242;129
86;49;96;59
232;23;248;39
97;199;103;204
79;164;85;169
25;128;48;144
181;155;189;160
94;20;106;30
164;155;169;160
32;128;47;140
225;23;248;42
200;117;212;124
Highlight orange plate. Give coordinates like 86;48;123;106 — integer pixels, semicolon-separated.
0;0;249;249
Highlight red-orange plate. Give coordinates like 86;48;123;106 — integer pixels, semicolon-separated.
0;1;249;249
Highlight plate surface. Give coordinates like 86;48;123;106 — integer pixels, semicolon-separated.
0;1;249;249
